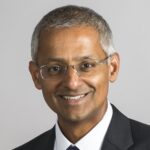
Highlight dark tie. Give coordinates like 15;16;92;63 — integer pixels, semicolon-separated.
66;145;80;150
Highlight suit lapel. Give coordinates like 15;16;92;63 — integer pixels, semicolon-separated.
43;126;55;150
102;105;134;150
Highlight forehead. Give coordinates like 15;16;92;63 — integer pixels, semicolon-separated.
37;26;106;64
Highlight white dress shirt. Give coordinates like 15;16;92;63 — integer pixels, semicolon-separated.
54;101;113;150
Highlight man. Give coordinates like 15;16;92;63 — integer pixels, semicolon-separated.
14;5;150;150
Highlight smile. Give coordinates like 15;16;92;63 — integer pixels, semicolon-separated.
61;94;85;100
57;92;90;105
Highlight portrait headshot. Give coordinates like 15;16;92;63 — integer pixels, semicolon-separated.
0;1;150;150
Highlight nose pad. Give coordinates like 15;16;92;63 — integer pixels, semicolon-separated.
62;65;80;89
70;65;78;75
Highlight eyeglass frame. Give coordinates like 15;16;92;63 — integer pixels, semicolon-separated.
39;54;113;80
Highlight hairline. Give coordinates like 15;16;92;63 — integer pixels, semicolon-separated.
31;6;116;62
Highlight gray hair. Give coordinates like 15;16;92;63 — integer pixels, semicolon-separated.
31;5;115;61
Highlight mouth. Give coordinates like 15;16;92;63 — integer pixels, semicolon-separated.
61;94;85;100
57;92;90;105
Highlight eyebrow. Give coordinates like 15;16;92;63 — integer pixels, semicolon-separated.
46;57;66;62
77;56;96;60
45;55;98;63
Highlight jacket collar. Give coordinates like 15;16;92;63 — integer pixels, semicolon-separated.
44;126;55;150
49;105;134;150
102;104;134;150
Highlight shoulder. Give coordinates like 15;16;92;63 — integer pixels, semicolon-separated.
13;127;55;150
111;104;150;148
130;119;150;142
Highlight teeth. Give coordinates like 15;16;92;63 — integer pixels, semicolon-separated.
62;95;85;100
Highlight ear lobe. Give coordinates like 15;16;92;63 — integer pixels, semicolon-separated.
29;61;42;90
109;53;120;82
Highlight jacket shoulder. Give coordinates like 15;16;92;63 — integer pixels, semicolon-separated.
110;104;150;149
13;127;55;150
130;119;150;147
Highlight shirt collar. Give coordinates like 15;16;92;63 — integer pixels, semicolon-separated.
54;101;113;150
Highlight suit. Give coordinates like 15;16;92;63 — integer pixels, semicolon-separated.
14;105;150;150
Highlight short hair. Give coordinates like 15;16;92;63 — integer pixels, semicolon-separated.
31;5;115;61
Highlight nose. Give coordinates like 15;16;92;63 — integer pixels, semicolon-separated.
62;66;81;90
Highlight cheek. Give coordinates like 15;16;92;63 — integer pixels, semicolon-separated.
41;82;54;96
40;80;59;95
89;70;109;98
91;71;109;87
40;81;58;111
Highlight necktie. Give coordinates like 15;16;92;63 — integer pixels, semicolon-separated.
66;145;80;150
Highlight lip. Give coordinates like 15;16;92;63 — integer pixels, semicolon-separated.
61;94;85;100
56;92;90;106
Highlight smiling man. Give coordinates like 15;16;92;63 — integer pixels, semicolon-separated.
14;5;150;150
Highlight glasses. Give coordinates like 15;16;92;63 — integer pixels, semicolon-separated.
39;55;112;80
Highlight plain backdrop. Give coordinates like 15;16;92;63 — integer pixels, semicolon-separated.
0;0;150;149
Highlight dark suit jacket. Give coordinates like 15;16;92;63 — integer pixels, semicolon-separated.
14;105;150;150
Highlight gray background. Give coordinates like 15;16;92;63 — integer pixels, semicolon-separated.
0;0;150;149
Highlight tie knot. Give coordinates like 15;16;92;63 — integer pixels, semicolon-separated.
66;145;80;150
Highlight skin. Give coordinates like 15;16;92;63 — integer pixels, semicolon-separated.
29;26;120;143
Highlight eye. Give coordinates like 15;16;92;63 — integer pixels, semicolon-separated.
46;65;63;75
80;61;96;72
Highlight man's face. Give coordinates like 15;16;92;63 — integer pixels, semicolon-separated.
30;26;119;125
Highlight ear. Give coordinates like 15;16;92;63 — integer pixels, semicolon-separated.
109;53;120;82
29;61;42;89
